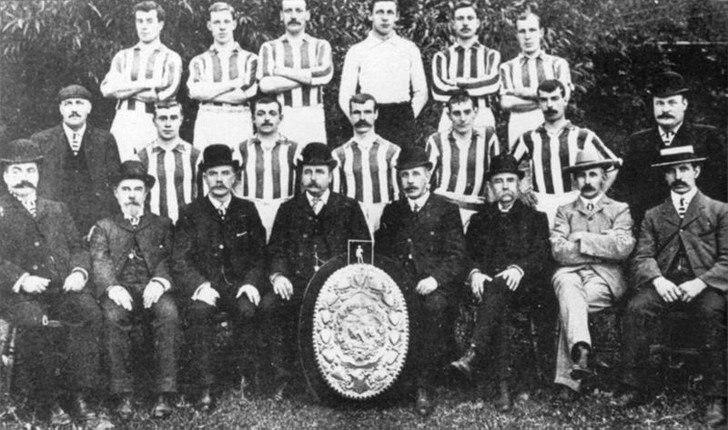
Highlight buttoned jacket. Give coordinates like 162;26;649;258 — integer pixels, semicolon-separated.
631;191;728;292
551;195;635;299
89;213;174;296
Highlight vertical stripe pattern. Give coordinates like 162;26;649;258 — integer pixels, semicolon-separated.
332;137;401;204
237;136;300;200
499;52;572;95
431;42;501;110
188;44;258;93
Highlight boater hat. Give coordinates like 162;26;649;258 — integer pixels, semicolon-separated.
651;145;707;168
563;146;620;173
112;160;155;188
396;147;432;171
649;71;690;98
199;144;240;172
486;154;524;180
300;142;337;169
0;139;44;165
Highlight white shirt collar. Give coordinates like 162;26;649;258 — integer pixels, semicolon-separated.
579;193;604;208
408;191;430;212
659;122;683;145
208;194;232;211
671;187;698;210
368;30;399;43
62;123;86;143
353;133;378;150
306;188;330;206
498;202;514;213
123;208;144;220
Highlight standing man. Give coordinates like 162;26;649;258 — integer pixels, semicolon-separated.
136;101;200;224
339;0;428;149
613;147;727;427
611;71;727;229
172;144;267;410
258;0;333;145
549;147;634;399
0;139;102;426
187;2;258;150
90;160;179;420
426;91;502;230
450;154;551;412
375;147;466;416
511;79;621;226
264;142;370;398
499;12;572;146
31;84;121;238
101;1;182;161
431;1;500;133
332;93;400;235
235;96;301;241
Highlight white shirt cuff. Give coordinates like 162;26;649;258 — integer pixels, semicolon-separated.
13;272;29;294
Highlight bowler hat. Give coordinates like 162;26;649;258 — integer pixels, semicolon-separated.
0;139;44;165
112;160;155;188
563;146;621;173
300;142;337;168
58;84;92;103
396;147;432;171
651;145;707;168
199;144;240;172
486;154;524;180
649;71;689;98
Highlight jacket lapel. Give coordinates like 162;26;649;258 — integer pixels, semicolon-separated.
680;191;705;227
658;198;681;227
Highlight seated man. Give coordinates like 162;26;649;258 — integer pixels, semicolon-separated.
450;154;551;412
0;139;102;426
550;147;634;399
375;147;466;417
90;160;179;420
172;144;267;410
614;146;727;427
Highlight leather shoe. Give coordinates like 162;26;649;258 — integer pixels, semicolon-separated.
196;388;213;412
705;397;727;428
73;393;97;422
553;384;579;402
611;387;645;408
415;387;434;417
570;343;593;380
115;393;134;420
151;393;174;419
494;380;511;412
450;346;477;379
49;402;72;427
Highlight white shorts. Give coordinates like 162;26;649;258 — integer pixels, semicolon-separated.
359;201;386;239
437;107;495;135
280;105;327;146
248;197;290;243
110;108;157;161
508;109;544;147
193;104;254;151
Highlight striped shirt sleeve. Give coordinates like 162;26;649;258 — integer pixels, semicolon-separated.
431;50;459;102
310;39;333;87
459;49;501;97
157;50;183;101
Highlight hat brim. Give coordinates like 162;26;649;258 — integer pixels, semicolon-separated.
299;160;338;169
650;87;690;98
112;173;156;189
199;160;241;173
0;156;44;165
651;157;707;168
396;161;433;171
563;160;618;173
486;169;525;180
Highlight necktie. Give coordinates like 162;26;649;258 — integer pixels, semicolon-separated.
311;197;322;215
586;203;594;212
218;206;226;219
413;203;419;214
24;199;37;218
678;198;687;218
71;132;81;155
129;216;140;227
662;131;673;146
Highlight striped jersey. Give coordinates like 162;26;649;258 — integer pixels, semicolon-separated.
431;42;501;110
137;139;200;223
102;42;182;109
499;52;571;97
236;135;301;200
332;136;401;204
187;43;257;98
257;34;333;107
511;122;620;195
426;128;502;198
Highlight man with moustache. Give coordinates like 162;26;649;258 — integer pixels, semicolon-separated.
235;96;301;241
611;71;727;229
188;2;258;150
426;91;503;230
549;147;634;400
511;79;621;226
375;147;466;416
339;0;428;149
431;1;501;133
172;144;266;410
332;93;400;235
90;160;178;420
613;146;727;427
31;84;121;237
258;0;333;145
101;1;182;160
499;12;572;145
137;102;200;224
264;142;369;398
450;154;551;412
0;139;102;426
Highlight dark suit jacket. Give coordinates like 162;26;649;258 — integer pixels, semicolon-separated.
171;196;266;297
375;193;466;292
268;192;370;289
466;200;551;284
611;122;727;228
631;191;728;292
31;124;122;233
89;212;174;296
0;191;91;302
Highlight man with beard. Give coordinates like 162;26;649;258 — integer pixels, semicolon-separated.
613;146;727;427
431;1;500;133
235;96;301;241
188;2;258;150
611;71;727;229
31;84;121;237
258;0;333;145
550;147;634;400
0;139;102;426
332;93;400;235
511;79;621;226
90;160;179;420
375;147;466;416
172;144;266;410
450;154;551;412
264;143;369;399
